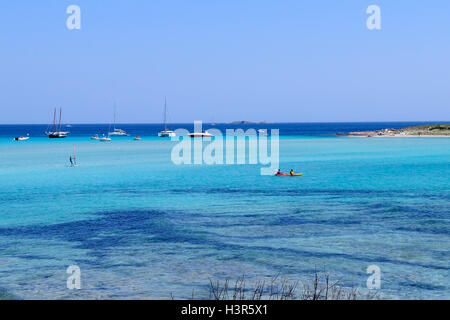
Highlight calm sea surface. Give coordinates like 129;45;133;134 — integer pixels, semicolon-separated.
0;123;449;299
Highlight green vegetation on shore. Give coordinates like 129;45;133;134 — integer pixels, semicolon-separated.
347;124;450;137
398;124;450;136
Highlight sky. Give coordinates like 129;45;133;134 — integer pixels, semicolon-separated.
0;0;449;124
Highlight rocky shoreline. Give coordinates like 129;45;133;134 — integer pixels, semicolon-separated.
344;124;450;137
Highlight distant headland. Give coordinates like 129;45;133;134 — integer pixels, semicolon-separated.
227;121;270;125
344;124;450;137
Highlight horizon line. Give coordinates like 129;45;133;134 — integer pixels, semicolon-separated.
0;120;449;125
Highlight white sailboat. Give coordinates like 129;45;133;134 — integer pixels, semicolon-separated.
108;104;129;136
158;98;176;137
99;134;111;141
99;122;112;141
45;108;69;138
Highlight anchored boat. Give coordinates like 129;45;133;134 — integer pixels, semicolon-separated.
14;136;29;141
108;104;129;136
158;98;176;137
99;134;112;142
45;108;68;138
188;131;213;138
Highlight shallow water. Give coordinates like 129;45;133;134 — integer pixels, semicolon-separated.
0;123;449;299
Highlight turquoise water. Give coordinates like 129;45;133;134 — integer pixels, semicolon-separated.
0;126;449;299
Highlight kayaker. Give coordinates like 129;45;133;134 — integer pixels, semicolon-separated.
276;169;282;175
290;169;294;176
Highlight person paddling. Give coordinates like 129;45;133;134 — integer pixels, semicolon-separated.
290;169;294;176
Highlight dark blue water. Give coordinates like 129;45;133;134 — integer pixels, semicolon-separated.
0;122;447;137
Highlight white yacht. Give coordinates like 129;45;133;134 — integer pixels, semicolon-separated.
158;98;176;137
188;131;213;138
158;130;176;137
108;105;129;136
14;136;29;141
109;128;129;136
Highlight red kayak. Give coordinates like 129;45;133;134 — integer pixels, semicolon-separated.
274;173;303;177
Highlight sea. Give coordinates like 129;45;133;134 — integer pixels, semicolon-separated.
0;122;448;299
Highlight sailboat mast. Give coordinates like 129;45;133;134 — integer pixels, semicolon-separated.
113;103;116;131
53;108;56;133
58;108;62;133
164;98;167;131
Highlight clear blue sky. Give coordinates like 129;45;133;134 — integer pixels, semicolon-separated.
0;0;449;123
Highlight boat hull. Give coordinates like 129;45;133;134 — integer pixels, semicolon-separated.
47;134;67;139
109;133;129;136
188;132;213;138
158;131;176;137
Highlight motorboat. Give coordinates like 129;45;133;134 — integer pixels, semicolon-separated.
188;131;213;138
14;136;29;141
258;129;269;136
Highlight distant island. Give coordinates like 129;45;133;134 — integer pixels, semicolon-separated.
227;121;270;125
345;124;450;137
